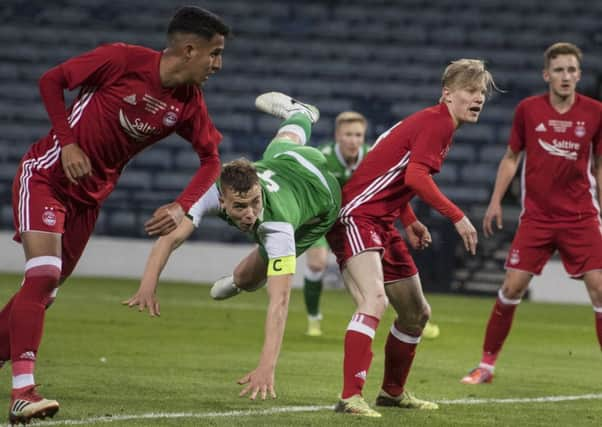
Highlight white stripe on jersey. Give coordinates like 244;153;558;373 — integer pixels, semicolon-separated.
69;87;95;128
343;215;364;254
586;144;600;215
67;87;93;123
18;138;61;231
339;151;411;219
274;150;332;197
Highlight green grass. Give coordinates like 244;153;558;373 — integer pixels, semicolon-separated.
0;273;600;426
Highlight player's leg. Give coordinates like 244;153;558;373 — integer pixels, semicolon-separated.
377;274;437;409
210;248;267;300
333;250;385;417
557;219;602;350
303;242;328;336
584;270;602;349
8;232;61;425
375;229;437;410
461;269;533;385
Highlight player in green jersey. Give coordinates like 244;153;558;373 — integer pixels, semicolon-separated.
303;112;440;339
124;92;341;401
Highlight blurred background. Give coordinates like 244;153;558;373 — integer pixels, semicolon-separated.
0;0;601;296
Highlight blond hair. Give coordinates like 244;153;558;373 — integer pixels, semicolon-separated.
543;42;582;69
335;111;367;130
441;59;497;96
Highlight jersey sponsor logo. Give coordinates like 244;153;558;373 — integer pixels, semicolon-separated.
143;93;167;114
42;208;56;227
535;123;547;132
537;138;578;161
162;111;178;127
548;119;572;133
509;249;520;266
575;121;586;138
119;109;160;141
123;94;137;105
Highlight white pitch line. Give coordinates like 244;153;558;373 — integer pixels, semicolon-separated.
32;394;602;426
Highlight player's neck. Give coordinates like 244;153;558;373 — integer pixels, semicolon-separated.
159;51;183;88
548;91;576;114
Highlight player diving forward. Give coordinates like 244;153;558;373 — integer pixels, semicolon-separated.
125;92;341;400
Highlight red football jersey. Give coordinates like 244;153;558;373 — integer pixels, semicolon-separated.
22;43;222;209
340;103;455;223
509;94;602;224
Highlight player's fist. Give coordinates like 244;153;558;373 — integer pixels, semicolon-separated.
61;143;92;185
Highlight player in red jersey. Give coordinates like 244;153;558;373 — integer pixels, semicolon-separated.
0;6;229;424
327;59;496;417
461;43;602;385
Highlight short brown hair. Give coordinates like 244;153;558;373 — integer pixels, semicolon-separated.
335;111;367;130
543;42;582;69
441;59;497;96
220;159;258;195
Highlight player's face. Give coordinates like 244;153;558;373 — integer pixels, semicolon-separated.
335;121;366;162
220;184;263;232
186;34;225;86
444;83;486;126
543;54;581;100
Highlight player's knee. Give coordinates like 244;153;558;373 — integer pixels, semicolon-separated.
371;291;388;318
21;256;62;306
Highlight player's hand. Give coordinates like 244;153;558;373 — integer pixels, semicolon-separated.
454;216;478;255
405;220;432;250
237;365;276;401
122;287;160;317
61;143;92;185
144;202;184;236
483;202;503;238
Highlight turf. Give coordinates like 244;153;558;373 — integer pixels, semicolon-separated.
0;273;600;426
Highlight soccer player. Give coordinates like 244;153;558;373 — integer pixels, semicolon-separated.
0;6;229;424
125;92;341;401
327;59;496;417
303;113;441;339
461;43;602;385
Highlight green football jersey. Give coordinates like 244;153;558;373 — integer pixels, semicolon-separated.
187;139;341;275
318;142;371;187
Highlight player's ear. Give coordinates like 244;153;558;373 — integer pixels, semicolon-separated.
542;69;550;83
441;87;452;103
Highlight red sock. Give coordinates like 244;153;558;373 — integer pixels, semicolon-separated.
10;257;61;388
594;308;602;349
341;313;379;399
481;291;519;366
381;322;421;397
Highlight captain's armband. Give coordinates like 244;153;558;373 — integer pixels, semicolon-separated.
267;255;296;276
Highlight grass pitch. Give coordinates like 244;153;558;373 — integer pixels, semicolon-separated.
0;273;600;426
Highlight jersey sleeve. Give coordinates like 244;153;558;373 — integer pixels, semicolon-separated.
59;43;128;90
594;102;602;156
175;90;223;211
186;184;220;227
409;118;454;172
508;102;526;153
256;221;296;276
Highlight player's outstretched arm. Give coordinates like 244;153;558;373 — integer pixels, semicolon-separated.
144;202;185;237
237;274;292;400
123;217;195;316
483;148;522;237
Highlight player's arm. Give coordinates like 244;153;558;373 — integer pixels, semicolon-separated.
146;92;222;237
125;185;220;315
405;161;477;255
40;44;127;184
482;147;522;237
238;223;296;400
595;155;602;211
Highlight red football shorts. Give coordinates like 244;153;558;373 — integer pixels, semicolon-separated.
505;216;602;277
12;163;99;278
327;215;417;282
